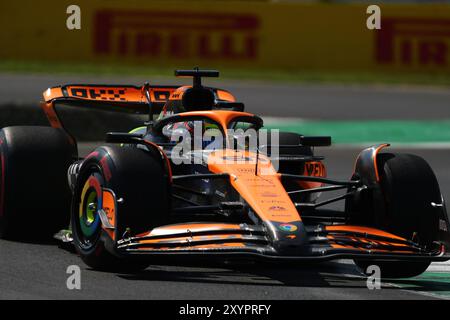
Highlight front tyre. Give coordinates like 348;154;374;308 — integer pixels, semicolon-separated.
354;153;442;278
71;146;170;272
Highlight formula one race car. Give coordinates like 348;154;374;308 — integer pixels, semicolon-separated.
1;69;449;278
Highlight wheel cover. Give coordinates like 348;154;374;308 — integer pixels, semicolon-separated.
78;172;103;245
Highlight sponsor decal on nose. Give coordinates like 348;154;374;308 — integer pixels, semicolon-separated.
279;223;298;232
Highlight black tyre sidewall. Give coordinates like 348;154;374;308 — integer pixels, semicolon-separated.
72;145;170;271
378;153;441;247
0;126;74;240
354;153;441;278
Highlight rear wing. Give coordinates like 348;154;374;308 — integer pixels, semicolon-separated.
43;84;178;114
40;83;236;143
41;84;179;145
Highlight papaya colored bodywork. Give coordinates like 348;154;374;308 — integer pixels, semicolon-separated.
43;71;450;265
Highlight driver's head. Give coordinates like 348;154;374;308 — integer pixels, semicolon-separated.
162;120;221;150
158;100;186;121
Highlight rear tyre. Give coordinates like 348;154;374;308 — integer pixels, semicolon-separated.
71;145;170;272
0;126;74;240
354;153;441;278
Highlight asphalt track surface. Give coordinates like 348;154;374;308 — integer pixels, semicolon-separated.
1;145;450;300
1;73;450;120
1;73;450;299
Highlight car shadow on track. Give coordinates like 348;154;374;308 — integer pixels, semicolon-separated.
115;260;395;289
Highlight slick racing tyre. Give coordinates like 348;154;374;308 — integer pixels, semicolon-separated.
0;126;74;239
355;153;441;278
71;145;170;272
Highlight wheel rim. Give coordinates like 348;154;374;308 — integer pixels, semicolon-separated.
77;171;103;248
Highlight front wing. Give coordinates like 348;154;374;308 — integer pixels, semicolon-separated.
115;222;449;262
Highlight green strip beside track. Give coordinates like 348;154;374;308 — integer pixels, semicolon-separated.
389;272;450;299
264;119;450;145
